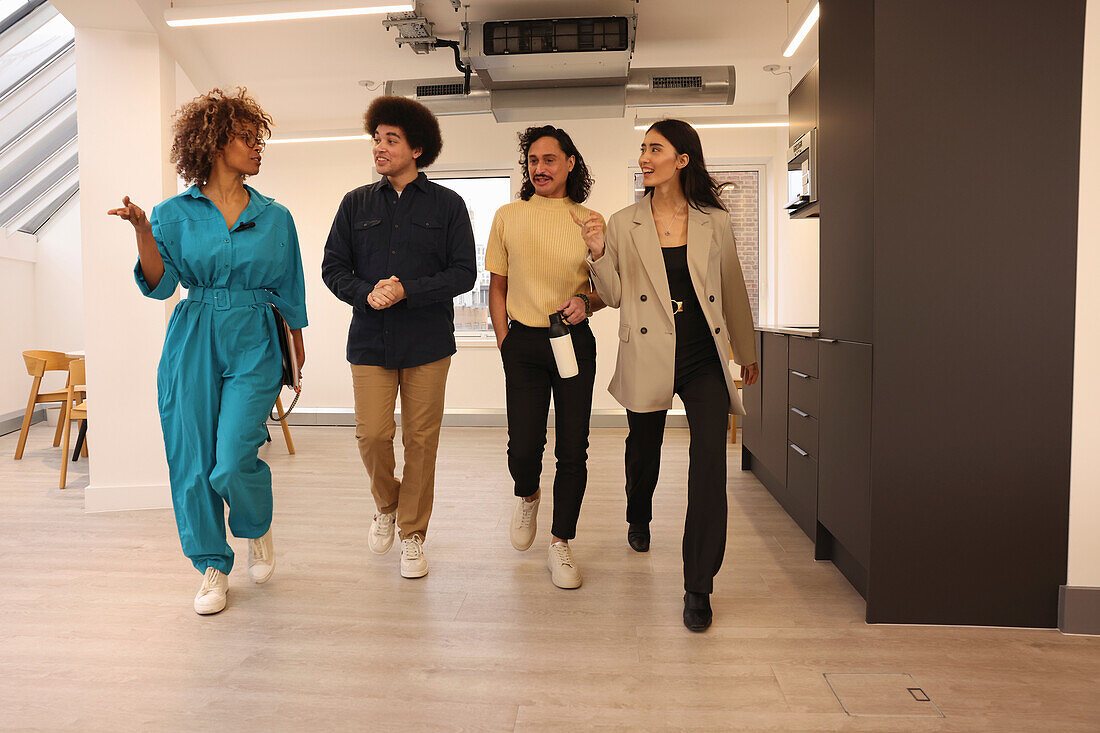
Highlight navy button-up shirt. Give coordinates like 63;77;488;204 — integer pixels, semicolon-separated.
321;173;477;368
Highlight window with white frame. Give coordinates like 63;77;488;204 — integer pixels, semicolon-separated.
430;174;512;336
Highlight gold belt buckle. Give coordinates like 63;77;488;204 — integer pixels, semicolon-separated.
672;299;684;314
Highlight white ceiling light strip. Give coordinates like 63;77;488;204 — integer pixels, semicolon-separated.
782;2;820;58
633;116;788;131
266;133;370;144
165;1;414;28
686;122;788;130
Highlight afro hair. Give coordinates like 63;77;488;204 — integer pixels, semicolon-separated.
364;95;443;169
170;87;273;186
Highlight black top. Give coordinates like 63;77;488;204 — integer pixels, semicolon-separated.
662;245;719;368
321;173;477;368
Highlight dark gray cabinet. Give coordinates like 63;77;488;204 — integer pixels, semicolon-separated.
785;336;820;538
785;444;817;537
816;340;872;593
787;0;1085;627
818;0;873;345
788;62;818;147
759;333;789;482
743;331;818;541
743;332;788;491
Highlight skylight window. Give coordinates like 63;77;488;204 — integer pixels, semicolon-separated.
0;0;76;235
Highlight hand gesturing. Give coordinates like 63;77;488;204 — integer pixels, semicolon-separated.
107;196;151;232
569;210;604;260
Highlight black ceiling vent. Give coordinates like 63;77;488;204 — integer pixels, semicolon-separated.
483;17;630;55
417;82;466;97
652;75;704;90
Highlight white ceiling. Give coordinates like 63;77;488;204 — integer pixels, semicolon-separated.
60;0;819;131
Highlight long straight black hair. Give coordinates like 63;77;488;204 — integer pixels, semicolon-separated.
643;119;726;212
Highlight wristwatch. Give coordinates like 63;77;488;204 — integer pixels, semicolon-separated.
574;292;591;316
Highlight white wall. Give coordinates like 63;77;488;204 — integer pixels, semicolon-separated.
252;114;806;413
1068;0;1100;588
0;250;39;416
33;199;84;355
771;128;820;327
0;197;84;420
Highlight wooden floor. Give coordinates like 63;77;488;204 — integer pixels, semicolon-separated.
2;422;1098;731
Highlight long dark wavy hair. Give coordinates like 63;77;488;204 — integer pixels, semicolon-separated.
643;119;726;212
517;125;593;203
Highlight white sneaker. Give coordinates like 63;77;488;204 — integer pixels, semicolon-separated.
547;541;582;589
400;536;428;579
510;495;540;551
247;529;275;584
194;567;228;615
368;511;396;555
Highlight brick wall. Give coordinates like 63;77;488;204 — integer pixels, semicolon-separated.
633;171;761;321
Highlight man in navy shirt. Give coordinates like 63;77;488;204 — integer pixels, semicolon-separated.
322;96;476;579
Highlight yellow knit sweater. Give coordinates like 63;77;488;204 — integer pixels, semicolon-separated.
484;195;603;328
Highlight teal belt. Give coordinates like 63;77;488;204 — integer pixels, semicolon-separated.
187;286;271;311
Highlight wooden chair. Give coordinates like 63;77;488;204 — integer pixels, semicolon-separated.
59;359;88;489
729;377;745;444
271;394;295;455
14;350;83;459
728;339;751;443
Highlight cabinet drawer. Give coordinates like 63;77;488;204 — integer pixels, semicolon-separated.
788;371;819;415
786;444;818;538
759;332;790;482
789;336;818;377
788;410;819;458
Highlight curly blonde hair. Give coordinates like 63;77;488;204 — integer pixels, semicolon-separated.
169;87;273;186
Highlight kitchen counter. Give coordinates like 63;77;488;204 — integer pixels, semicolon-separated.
755;324;821;338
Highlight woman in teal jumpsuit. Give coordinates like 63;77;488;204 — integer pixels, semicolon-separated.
110;89;307;615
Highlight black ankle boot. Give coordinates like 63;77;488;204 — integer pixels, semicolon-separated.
683;592;712;632
627;523;650;552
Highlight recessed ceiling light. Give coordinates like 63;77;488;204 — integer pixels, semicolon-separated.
782;2;820;58
165;1;415;28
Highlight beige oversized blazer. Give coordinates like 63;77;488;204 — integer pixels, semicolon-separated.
588;194;757;415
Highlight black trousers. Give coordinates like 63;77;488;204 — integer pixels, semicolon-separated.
625;356;730;594
501;321;596;541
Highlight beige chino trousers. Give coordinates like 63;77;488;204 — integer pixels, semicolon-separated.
350;356;450;541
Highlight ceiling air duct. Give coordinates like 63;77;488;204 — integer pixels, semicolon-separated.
466;16;636;89
382;10;733;121
390;76;491;116
385;66;734;122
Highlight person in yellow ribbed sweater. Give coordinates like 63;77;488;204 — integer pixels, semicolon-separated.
485;126;605;589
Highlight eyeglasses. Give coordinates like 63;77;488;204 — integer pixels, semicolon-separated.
231;130;266;150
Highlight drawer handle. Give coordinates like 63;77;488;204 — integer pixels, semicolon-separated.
790;443;809;457
791;370;811;379
820;338;838;343
790;407;809;418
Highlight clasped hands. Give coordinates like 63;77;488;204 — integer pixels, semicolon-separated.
367;276;406;310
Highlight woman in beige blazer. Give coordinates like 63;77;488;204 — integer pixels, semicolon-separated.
577;119;759;632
